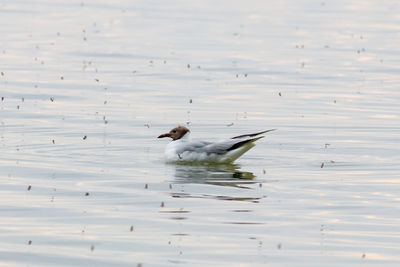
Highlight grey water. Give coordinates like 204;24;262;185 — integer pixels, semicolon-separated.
1;0;399;266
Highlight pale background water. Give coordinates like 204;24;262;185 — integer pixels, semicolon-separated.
1;0;399;266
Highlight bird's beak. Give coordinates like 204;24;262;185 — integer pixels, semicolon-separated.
158;133;171;138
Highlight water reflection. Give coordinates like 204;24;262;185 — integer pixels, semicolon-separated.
166;163;256;188
165;163;264;203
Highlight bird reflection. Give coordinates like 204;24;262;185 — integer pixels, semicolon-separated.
165;163;256;189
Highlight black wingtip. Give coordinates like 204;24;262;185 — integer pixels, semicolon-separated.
227;136;264;151
231;129;277;139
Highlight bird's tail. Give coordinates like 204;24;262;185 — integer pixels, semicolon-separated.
221;136;265;163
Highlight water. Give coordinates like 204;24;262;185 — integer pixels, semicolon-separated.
1;0;399;266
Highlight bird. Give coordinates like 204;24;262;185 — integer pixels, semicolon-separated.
158;126;275;163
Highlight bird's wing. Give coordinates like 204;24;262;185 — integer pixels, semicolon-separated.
202;136;264;155
231;129;276;139
175;132;269;156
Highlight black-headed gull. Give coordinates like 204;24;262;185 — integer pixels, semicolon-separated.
158;126;275;163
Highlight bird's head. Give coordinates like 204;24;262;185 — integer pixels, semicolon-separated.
158;126;190;141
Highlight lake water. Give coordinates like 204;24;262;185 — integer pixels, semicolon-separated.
1;0;399;266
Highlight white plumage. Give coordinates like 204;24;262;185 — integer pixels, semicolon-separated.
158;126;275;163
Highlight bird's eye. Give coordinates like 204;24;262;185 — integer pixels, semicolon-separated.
172;130;177;133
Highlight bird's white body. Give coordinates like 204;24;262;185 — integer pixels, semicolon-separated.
162;131;264;164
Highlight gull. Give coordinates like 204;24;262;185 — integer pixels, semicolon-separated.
158;126;275;163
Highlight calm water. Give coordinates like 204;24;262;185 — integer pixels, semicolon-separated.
1;0;399;266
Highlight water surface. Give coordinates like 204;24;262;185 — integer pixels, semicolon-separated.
1;0;399;266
